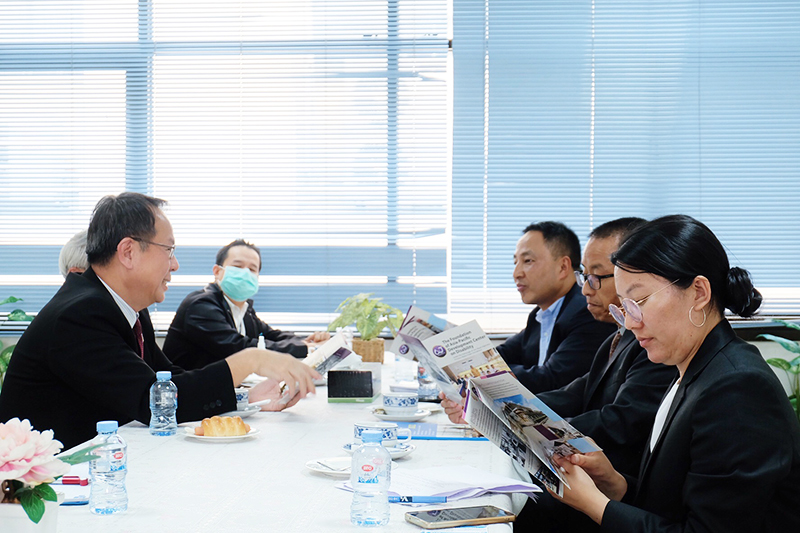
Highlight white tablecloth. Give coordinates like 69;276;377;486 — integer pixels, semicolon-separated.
58;366;529;532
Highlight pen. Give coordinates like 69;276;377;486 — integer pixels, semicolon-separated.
389;496;448;503
52;476;89;486
60;497;89;506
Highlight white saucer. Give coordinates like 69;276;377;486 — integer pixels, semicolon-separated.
342;442;416;459
221;405;261;418
371;407;431;422
305;457;398;478
183;426;260;441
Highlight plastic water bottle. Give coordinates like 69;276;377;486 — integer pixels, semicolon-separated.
89;420;128;515
257;333;266;350
149;370;178;436
350;429;391;526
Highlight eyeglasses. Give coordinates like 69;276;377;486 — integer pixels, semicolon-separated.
131;237;176;259
574;271;614;290
608;278;680;327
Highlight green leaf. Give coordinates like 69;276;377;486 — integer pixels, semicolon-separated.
357;312;380;341
33;483;57;502
757;334;800;355
1;344;13;362
0;296;23;306
7;309;33;322
327;293;404;340
772;319;800;332
58;443;103;465
788;356;800;375
19;490;45;524
766;358;792;371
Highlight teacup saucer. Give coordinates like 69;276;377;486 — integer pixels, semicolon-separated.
371;407;431;422
221;405;261;419
342;441;416;459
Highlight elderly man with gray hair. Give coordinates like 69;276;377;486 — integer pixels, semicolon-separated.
58;229;89;277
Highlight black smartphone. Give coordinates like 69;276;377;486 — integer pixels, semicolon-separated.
405;505;515;529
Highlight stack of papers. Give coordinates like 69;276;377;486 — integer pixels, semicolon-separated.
336;465;541;501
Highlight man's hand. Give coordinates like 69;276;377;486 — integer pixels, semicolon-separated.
227;348;320;401
439;392;467;424
248;378;303;411
304;331;331;344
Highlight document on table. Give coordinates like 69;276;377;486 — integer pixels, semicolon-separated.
336;464;541;501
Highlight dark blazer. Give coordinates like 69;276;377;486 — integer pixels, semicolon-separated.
602;320;800;533
0;268;236;449
539;329;676;476
515;330;677;533
497;283;617;393
163;283;307;370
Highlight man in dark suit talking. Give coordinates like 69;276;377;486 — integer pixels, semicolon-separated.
0;192;319;449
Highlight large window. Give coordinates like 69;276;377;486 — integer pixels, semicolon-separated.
1;1;798;334
0;0;450;329
452;0;800;328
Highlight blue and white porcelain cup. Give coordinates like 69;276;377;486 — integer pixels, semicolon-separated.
234;387;249;411
353;421;411;448
382;392;419;416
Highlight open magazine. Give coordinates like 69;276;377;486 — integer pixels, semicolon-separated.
303;332;352;374
405;319;601;496
390;304;455;358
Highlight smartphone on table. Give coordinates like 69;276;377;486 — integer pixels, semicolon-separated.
405;505;515;529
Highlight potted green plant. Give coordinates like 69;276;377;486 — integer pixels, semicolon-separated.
0;297;34;391
327;293;404;363
757;319;800;422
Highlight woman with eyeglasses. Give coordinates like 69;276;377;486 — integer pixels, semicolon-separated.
550;214;800;532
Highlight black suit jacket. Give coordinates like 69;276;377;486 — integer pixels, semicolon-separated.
538;329;676;476
163;283;307;370
0;268;236;449
497;283;617;393
602;321;800;533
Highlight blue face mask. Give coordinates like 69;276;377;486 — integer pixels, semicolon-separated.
219;265;259;302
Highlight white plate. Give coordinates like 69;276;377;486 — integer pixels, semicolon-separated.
183;426;260;441
220;405;261;418
420;403;444;414
371;407;431;422
342;442;416;459
305;457;398;478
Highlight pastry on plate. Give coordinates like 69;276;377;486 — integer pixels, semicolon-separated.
194;415;251;437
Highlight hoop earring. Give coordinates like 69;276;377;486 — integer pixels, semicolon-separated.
689;305;706;328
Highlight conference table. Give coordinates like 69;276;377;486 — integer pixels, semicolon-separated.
58;363;531;532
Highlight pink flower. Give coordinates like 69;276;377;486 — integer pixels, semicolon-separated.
0;418;70;487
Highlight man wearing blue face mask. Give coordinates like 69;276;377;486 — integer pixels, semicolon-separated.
164;239;330;370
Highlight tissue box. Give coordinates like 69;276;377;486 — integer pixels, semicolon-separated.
327;366;381;403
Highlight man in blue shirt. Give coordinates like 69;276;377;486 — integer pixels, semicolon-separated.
497;221;616;393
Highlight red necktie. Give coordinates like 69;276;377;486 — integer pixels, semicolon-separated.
608;330;623;361
133;318;144;359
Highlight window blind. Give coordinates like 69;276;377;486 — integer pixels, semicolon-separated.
0;0;450;329
452;0;800;329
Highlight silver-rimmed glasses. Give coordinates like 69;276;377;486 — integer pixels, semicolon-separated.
131;237;176;259
608;278;680;327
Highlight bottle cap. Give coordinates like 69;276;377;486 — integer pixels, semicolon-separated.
156;371;172;381
360;429;383;444
97;420;119;433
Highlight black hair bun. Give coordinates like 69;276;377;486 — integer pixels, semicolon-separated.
726;267;762;317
